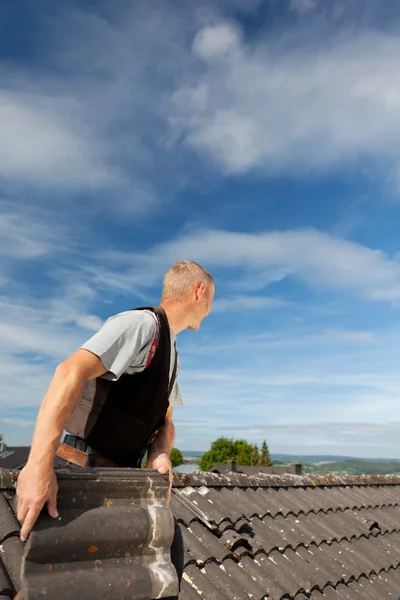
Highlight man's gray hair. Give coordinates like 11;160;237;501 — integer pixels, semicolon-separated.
161;260;214;300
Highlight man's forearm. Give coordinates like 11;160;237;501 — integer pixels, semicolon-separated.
147;421;175;460
28;365;86;467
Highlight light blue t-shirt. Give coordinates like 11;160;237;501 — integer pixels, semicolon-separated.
80;309;183;407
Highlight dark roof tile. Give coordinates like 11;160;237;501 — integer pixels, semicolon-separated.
182;563;229;599
180;576;204;600
352;484;397;507
317;586;345;599
250;514;290;551
0;467;179;600
201;560;250;600
240;487;275;517
364;505;400;531
169;493;198;526
188;520;231;563
2;467;399;599
276;546;316;596
0;536;23;591
254;487;295;517
337;536;377;577
0;495;19;542
178;487;228;526
305;541;348;583
257;550;304;597
220;556;267;599
0;448;30;471
308;590;326;600
237;553;277;594
0;560;13;598
180;522;218;566
202;488;245;523
224;486;265;517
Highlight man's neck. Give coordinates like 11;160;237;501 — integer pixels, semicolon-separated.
159;299;189;335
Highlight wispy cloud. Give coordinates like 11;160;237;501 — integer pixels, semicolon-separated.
0;204;57;259
171;20;400;184
0;91;112;188
325;330;376;343
97;228;400;302
0;418;36;429
212;295;288;311
2;1;400;208
2;0;400;458
290;0;318;15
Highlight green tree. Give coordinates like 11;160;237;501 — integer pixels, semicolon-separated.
234;439;254;466
259;440;273;466
251;444;260;466
170;447;184;468
199;437;255;471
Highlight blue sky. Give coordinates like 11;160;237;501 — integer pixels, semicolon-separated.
2;0;400;458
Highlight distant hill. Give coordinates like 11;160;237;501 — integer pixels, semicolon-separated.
181;451;400;473
181;451;204;458
302;459;400;476
271;453;400;463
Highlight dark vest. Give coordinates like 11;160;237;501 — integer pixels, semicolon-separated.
66;306;177;467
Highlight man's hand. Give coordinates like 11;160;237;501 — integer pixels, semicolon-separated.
16;463;59;542
147;453;173;503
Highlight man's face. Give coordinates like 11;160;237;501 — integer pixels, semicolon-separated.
188;283;215;330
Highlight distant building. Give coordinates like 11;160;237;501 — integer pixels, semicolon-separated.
0;443;30;469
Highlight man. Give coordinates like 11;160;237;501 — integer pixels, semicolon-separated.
16;260;215;598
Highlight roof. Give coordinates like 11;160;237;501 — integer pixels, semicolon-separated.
2;467;400;599
0;467;178;600
171;471;400;600
210;459;303;476
0;447;30;470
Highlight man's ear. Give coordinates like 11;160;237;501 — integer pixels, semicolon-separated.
194;282;205;300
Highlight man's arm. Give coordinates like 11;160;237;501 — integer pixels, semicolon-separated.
146;406;175;502
17;349;107;541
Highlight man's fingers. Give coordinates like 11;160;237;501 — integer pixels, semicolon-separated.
16;503;29;529
46;490;59;519
167;472;173;504
20;507;40;543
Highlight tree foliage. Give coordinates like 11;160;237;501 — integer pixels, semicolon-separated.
170;447;184;468
259;440;273;466
198;437;274;471
251;444;260;466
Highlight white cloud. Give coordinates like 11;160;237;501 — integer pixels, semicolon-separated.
0;205;59;259
212;295;288;311
3;3;400;204
0;92;112;187
326;330;376;343
75;314;104;332
97;227;400;302
290;0;318;14
171;24;400;180
192;24;241;60
0;418;35;428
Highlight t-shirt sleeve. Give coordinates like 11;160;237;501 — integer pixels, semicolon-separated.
80;310;157;381
169;381;183;407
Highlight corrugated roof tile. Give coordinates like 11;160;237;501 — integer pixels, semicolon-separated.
182;563;229;599
221;557;268;600
201;561;249;600
2;467;400;599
